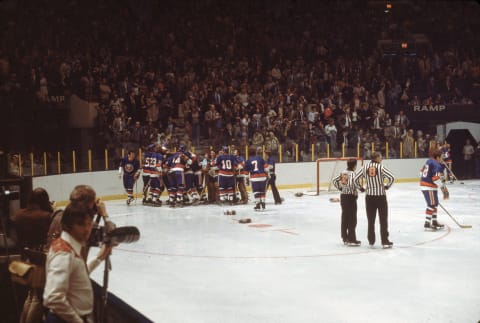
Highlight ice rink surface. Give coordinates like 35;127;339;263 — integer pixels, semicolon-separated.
90;181;480;323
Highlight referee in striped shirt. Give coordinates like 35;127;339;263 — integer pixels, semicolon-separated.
332;158;360;246
354;151;395;248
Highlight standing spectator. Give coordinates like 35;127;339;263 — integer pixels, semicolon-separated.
354;151;395;248
417;130;428;158
191;106;201;146
324;119;337;152
332;158;360;246
204;104;216;139
394;109;410;128
401;129;415;158
146;91;159;124
462;139;475;179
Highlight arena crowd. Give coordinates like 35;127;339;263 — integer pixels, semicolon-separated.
1;0;480;176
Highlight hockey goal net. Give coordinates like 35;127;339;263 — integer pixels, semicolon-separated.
313;157;363;195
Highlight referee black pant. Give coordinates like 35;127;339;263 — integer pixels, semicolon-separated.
266;174;281;203
340;194;357;242
365;195;389;245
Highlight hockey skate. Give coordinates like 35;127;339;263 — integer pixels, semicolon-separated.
382;241;393;249
175;198;184;208
152;199;162;207
254;203;262;211
261;202;265;210
143;198;153;206
431;220;445;230
424;221;435;231
347;240;361;247
126;196;134;205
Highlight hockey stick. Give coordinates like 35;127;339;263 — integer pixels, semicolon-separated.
442;162;464;184
438;202;472;229
134;179;138;205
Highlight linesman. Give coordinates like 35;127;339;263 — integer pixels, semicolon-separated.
354;152;395;248
332;158;360;246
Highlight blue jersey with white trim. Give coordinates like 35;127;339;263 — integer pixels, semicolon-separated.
245;155;267;181
143;151;163;176
120;157;140;176
420;158;444;190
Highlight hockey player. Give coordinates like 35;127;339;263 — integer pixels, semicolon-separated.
245;147;268;210
191;153;205;203
165;144;191;206
354;151;395;248
118;150;141;205
234;148;249;204
215;146;238;204
206;150;219;204
185;152;201;204
420;148;447;230
332;158;360;246
440;141;454;183
142;144;163;206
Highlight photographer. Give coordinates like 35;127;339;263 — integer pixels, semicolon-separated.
47;185;113;250
43;203;112;323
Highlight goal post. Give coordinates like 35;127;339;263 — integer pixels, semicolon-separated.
314;157;363;195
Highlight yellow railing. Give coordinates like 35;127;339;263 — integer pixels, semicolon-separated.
10;141;423;177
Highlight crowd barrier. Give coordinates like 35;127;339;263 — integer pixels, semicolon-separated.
11;141;430;177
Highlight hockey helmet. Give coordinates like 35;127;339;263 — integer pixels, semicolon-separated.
147;143;156;151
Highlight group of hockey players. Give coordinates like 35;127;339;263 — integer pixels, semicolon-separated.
118;144;278;211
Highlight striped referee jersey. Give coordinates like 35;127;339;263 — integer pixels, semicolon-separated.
332;170;357;195
354;160;395;196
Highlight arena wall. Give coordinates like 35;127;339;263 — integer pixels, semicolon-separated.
32;158;424;203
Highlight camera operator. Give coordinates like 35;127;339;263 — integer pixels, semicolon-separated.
43;203;112;323
47;185;114;253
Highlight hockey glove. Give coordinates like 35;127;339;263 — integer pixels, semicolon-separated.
359;187;365;193
441;185;449;200
384;185;391;190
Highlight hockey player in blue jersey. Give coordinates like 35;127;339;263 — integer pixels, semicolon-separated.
245;147;268;210
420;148;448;230
184;151;201;204
215;146;238;204
118;150;141;205
165;144;192;206
440;141;454;183
142;144;164;206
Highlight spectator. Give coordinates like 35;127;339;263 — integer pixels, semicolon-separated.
402;129;416;158
463;139;475;179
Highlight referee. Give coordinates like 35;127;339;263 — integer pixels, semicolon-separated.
354;151;395;248
332;158;360;246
